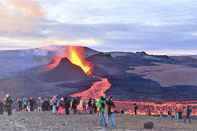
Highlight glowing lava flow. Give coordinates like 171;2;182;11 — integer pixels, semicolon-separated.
66;47;111;99
47;55;62;70
68;46;92;75
71;78;111;99
114;100;197;116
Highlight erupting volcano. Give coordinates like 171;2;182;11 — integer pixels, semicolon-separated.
47;46;92;76
46;46;112;99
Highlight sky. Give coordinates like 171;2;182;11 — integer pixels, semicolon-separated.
0;0;197;55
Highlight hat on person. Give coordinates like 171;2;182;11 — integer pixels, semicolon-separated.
5;94;10;98
60;97;64;101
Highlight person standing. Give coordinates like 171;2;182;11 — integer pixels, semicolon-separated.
133;103;138;115
22;97;28;111
184;105;192;123
147;105;152;116
92;99;97;114
37;97;42;112
57;97;65;115
17;98;23;112
64;97;70;115
51;96;57;114
4;94;13;116
177;104;183;120
29;97;35;112
175;106;179;120
167;107;173;120
96;96;107;127
71;98;79;114
88;98;93;114
82;100;86;113
42;98;50;111
106;96;116;128
0;99;4;115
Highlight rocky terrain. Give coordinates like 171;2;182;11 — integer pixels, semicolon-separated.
0;112;197;131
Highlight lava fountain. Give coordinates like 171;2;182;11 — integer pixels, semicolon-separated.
67;46;92;75
47;46;92;76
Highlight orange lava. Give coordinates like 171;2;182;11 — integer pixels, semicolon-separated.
70;78;111;99
47;46;92;75
68;46;92;75
114;100;197;116
47;55;62;70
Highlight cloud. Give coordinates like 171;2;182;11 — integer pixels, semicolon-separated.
0;0;44;33
191;32;197;36
0;35;99;50
8;0;44;17
39;0;197;25
1;0;197;54
147;49;197;56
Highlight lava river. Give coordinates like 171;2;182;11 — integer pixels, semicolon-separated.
70;78;111;99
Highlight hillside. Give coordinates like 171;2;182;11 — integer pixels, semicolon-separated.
0;46;197;100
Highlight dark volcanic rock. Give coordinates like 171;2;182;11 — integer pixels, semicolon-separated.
106;74;163;100
88;53;124;76
144;121;154;129
107;73;197;100
40;58;88;82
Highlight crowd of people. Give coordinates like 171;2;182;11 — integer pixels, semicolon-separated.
0;94;194;129
0;94;116;128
